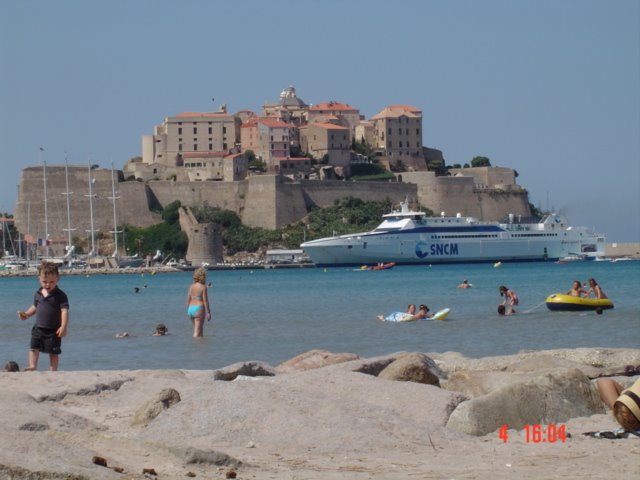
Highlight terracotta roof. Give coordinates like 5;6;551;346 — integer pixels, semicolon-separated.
310;101;357;111
387;104;421;114
258;117;290;128
307;122;349;130
370;107;421;120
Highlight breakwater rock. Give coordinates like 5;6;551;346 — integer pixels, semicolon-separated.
1;347;638;479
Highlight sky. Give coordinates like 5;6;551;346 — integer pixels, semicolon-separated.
1;0;638;241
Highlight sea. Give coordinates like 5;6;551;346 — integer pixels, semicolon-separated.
1;261;638;371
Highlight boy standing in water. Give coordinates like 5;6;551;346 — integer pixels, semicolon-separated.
17;262;69;371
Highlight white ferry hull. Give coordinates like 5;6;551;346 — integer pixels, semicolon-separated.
301;208;604;267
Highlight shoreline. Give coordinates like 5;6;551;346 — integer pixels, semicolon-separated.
2;347;639;479
0;262;316;278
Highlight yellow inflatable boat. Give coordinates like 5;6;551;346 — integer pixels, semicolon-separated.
545;293;614;311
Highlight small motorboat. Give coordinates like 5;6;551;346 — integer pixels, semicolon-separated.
545;293;614;311
361;262;396;271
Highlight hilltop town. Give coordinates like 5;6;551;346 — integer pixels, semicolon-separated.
12;86;532;263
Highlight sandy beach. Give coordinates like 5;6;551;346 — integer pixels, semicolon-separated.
1;347;639;480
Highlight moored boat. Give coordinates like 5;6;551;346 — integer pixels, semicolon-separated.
545;293;614;311
360;262;396;270
300;201;605;267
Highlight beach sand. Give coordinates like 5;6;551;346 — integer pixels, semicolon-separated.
1;348;639;479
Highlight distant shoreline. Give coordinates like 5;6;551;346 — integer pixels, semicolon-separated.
0;262;315;278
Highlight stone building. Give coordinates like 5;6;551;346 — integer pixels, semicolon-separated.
299;123;351;167
308;101;362;134
262;86;309;127
370;105;426;170
141;108;241;168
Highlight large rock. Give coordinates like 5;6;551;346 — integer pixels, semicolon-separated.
276;349;360;373
378;352;442;386
446;368;605;436
442;370;530;398
213;361;276;380
132;388;181;426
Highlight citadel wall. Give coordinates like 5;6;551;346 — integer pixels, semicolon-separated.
15;166;532;253
14;166;160;255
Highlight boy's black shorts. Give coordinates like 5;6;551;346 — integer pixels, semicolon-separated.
30;325;62;355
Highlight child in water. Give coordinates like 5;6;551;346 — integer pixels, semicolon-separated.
17;262;69;371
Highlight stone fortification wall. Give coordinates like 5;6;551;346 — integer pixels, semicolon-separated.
402;171;531;220
14;166;159;255
178;207;223;265
299;180;416;210
144;180;248;213
15;165;534;254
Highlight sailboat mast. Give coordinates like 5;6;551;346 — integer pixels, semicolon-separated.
62;155;75;254
109;161;121;257
86;164;96;256
42;158;50;258
26;201;31;263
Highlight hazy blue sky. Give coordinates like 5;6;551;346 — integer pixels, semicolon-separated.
1;0;638;241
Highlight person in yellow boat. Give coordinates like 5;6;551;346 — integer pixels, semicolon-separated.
567;280;587;297
586;278;608;299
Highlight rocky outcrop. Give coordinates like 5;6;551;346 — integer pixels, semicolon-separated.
213;361;277;381
132;388;181;427
276;349;360;373
446;368;605;436
377;352;442;386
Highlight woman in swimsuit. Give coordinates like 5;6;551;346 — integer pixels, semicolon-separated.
499;285;518;314
186;267;211;337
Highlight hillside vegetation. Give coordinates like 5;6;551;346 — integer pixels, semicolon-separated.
116;197;432;260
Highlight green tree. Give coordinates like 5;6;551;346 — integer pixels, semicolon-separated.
471;156;491;167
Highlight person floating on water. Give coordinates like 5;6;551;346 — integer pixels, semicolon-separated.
497;305;514;316
377;304;415;322
378;304;433;322
457;279;472;289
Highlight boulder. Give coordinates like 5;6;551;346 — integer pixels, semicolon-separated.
442;370;530;398
276;350;360;373
213;361;276;380
503;354;602;378
131;388;181;426
169;446;242;467
446;368;605;436
378;352;442;386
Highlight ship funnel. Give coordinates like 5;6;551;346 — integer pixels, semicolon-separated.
508;213;514;224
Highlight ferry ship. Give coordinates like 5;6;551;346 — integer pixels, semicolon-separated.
300;202;605;267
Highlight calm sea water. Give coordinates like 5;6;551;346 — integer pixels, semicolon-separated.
1;261;638;371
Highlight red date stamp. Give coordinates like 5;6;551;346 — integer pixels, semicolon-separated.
499;424;568;443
